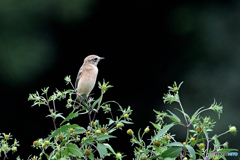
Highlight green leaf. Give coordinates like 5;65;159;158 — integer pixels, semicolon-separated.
50;124;80;138
161;146;182;158
120;120;133;124
84;137;94;145
66;143;84;157
174;108;190;120
153;109;161;115
88;154;94;160
74;127;86;134
97;143;108;158
150;121;161;130
92;97;100;109
55;113;65;119
167;110;181;123
61;149;69;157
190;106;205;121
60;112;79;125
185;145;196;160
107;118;115;125
103;143;116;154
163;158;175;160
97;134;116;141
217;149;238;153
167;142;183;147
151;123;175;144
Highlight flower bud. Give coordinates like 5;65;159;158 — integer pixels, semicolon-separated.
102;85;107;91
44;141;50;146
70;128;74;133
58;135;63;141
101;127;106;133
127;129;133;136
229;126;237;133
117;123;122;128
91;121;96;127
67;99;72;103
191;138;195;141
73;133;78;137
33;141;39;146
164;135;170;141
153;141;161;147
12;147;17;152
199;143;205;149
196;127;202;133
124;114;129;118
96;130;101;134
116;152;122;159
140;157;147;160
182;142;186;145
144;127;150;133
5;135;9;140
84;149;91;156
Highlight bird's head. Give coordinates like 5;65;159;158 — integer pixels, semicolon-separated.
84;55;104;66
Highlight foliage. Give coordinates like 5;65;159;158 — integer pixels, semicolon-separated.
1;78;238;160
0;133;20;160
127;82;238;160
28;77;133;160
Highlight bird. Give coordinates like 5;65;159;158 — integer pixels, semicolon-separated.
75;55;104;98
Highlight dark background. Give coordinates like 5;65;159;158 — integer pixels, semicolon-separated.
0;0;239;159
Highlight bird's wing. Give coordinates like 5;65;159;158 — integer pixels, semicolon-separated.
75;67;83;89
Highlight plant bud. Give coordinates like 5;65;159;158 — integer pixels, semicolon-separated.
153;141;161;147
84;149;91;156
144;127;150;133
127;129;133;136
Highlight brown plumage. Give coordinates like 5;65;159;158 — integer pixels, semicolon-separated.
75;55;104;97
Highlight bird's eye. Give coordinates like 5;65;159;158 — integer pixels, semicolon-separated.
92;57;98;62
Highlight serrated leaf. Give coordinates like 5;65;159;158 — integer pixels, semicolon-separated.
103;143;116;154
97;134;116;141
185;145;196;160
66;143;84;157
150;121;161;130
161;146;182;158
151;123;175;144
167;142;183;147
97;143;108;158
61;112;79;125
61;149;69;157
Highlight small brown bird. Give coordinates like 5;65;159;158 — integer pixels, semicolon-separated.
75;55;104;98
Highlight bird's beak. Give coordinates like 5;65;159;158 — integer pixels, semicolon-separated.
100;57;105;60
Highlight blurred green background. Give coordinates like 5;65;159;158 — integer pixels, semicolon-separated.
0;0;239;159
